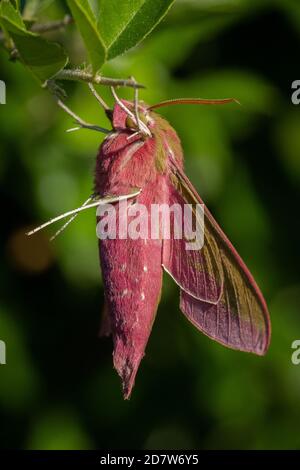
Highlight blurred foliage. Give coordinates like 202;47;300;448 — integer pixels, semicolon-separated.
1;0;300;450
0;0;68;82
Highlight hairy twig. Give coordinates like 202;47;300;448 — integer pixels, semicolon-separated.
55;69;145;89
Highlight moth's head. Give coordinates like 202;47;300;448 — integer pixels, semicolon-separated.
111;99;154;132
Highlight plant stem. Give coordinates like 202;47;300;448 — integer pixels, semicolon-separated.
30;15;74;33
0;15;144;89
55;69;145;89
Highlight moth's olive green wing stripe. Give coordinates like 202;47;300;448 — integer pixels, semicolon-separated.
162;172;224;304
169;159;271;354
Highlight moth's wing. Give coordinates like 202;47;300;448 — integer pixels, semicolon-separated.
164;161;271;355
162;182;223;304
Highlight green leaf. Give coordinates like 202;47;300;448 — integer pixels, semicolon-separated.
66;0;105;72
0;1;68;83
10;0;20;11
97;0;176;60
88;0;100;18
23;0;43;19
68;0;175;70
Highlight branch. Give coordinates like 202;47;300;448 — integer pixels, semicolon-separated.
0;15;73;42
30;15;73;34
54;69;145;89
0;14;145;90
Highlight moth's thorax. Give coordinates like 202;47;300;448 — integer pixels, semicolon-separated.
94;101;183;197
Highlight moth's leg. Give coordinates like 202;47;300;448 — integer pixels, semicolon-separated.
88;83;111;112
127;131;140;141
111;86;135;119
56;99;110;133
111;87;151;137
131;76;142;133
50;196;94;241
27;190;141;237
27;196;99;237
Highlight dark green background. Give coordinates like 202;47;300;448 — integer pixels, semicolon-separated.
1;0;300;449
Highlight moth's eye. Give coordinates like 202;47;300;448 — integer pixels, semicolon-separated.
126;116;136;129
145;114;154;126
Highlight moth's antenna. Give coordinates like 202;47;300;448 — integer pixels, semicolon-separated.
57;99;111;134
148;97;240;110
111;87;151;137
50;196;93;242
26;190;141;237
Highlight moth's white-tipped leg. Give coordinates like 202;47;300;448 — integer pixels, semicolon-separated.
111;87;134;119
88;83;111;111
26;190;142;237
127;131;140;141
131;76;142;133
111;87;151;138
50;196;93;241
57;99;110;134
66;127;81;133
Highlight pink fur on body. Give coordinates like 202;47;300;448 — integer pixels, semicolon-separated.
95;101;271;399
